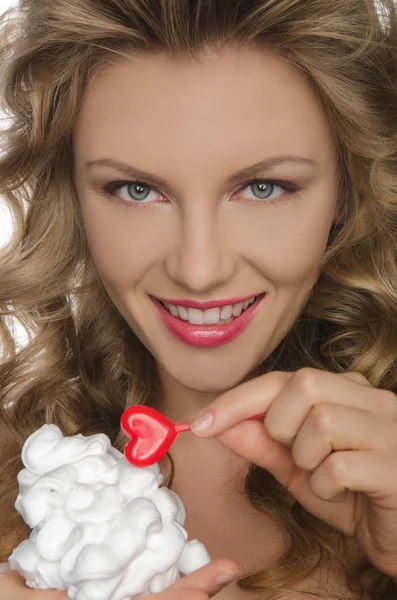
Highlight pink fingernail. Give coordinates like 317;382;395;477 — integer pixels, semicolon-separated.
190;411;214;433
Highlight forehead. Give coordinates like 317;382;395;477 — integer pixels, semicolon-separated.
73;46;335;172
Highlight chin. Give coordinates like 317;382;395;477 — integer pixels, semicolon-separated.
161;358;258;394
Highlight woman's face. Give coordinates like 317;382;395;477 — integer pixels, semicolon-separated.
73;45;339;404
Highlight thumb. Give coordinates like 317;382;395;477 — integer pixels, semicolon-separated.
169;558;243;595
216;420;353;532
35;591;68;599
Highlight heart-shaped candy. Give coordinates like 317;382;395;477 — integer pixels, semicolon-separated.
120;406;188;467
120;405;267;468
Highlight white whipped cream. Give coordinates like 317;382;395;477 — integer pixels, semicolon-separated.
8;424;211;599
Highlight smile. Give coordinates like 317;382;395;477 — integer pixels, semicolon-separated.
150;293;266;348
161;295;258;325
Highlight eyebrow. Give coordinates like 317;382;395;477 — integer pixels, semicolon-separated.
85;155;319;190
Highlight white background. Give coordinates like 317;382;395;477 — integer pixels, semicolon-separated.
0;3;17;253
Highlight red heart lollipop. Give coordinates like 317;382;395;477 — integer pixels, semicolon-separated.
121;405;266;468
120;406;188;468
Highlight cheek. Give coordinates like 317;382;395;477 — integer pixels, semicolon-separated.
80;204;171;286
228;203;332;286
269;227;327;285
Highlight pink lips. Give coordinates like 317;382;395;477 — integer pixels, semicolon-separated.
151;293;266;348
155;294;258;310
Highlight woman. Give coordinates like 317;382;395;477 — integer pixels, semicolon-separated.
0;0;397;598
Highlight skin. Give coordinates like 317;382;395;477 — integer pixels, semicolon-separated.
73;45;340;429
72;49;348;589
55;45;383;599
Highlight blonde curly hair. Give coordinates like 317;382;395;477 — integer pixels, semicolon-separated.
1;1;397;598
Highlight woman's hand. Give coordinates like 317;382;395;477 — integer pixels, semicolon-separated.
0;559;243;600
189;367;397;578
146;558;243;599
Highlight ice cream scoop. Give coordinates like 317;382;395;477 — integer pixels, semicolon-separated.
121;405;267;467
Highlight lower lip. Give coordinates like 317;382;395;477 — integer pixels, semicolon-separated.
150;294;266;347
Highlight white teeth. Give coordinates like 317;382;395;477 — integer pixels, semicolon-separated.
220;305;233;320
203;307;220;324
169;304;178;317
187;308;204;325
177;306;189;320
232;302;243;317
163;295;260;325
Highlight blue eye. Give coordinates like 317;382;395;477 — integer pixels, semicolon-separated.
124;182;151;202
99;178;301;207
99;181;163;206
239;180;291;203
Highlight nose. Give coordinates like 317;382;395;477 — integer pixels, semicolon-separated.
165;203;235;293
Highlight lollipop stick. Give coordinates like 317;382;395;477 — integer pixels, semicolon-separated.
175;412;267;434
174;423;191;433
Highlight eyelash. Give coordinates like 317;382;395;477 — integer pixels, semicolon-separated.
99;178;302;208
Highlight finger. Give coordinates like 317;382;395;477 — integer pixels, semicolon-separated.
310;448;397;501
264;368;380;446
341;371;373;386
291;404;394;471
214;418;359;534
169;559;243;596
190;371;293;437
35;591;68;599
213;417;364;535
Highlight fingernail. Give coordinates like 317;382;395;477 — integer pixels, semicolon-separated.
214;570;241;587
190;411;214;433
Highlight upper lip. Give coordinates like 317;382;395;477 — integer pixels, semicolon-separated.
152;293;264;310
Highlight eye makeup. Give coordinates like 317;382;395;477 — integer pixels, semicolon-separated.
97;177;303;208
